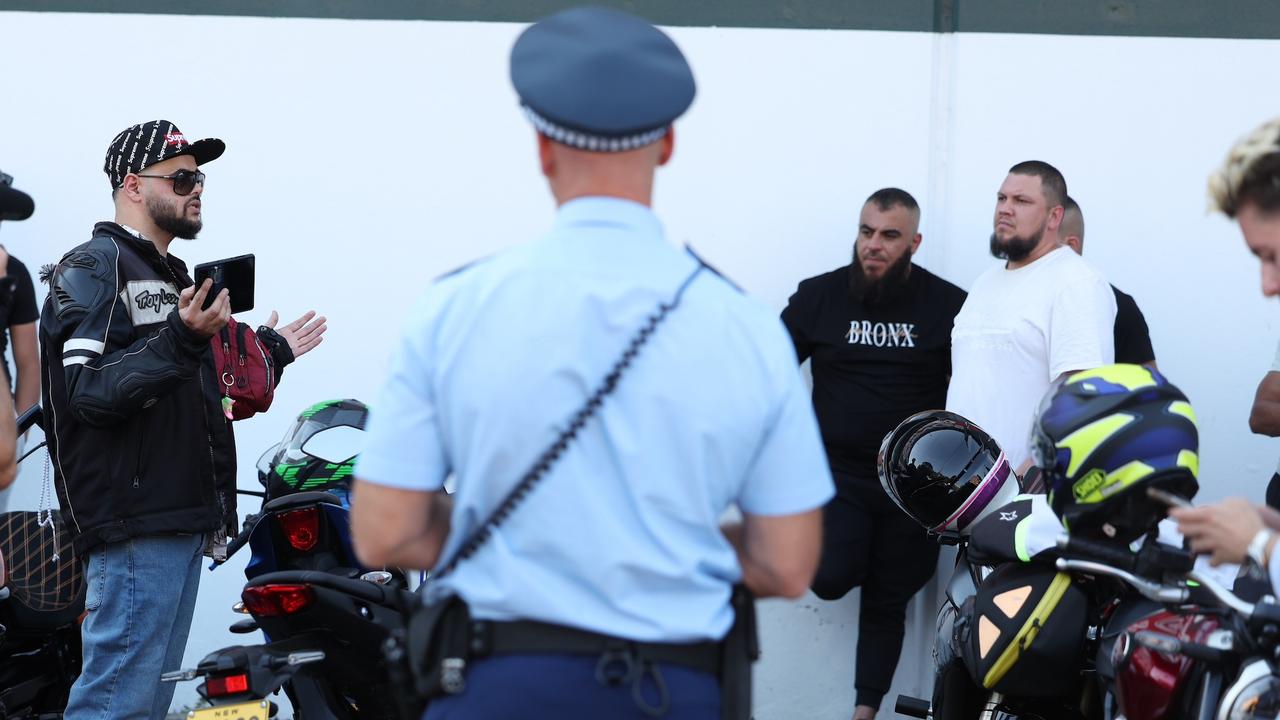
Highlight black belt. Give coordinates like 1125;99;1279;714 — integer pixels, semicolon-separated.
466;618;722;678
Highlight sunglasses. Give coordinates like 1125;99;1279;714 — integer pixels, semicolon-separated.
134;169;206;196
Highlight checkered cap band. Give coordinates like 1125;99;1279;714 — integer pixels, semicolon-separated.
523;106;669;153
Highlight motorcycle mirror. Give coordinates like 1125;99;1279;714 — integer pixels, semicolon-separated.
301;425;365;465
256;444;279;478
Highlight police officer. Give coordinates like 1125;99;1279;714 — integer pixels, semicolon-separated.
351;7;834;719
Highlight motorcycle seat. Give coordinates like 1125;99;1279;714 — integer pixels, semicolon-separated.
246;569;411;608
262;491;344;514
0;511;85;632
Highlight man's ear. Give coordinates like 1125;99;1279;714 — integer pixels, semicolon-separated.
537;132;556;178
656;127;674;167
1048;204;1065;231
1064;236;1083;254
119;174;144;203
910;232;923;255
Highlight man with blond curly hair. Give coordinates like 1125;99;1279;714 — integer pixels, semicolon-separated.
1209;117;1280;294
1174;118;1280;587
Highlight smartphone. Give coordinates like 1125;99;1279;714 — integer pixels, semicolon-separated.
1146;487;1194;510
193;254;255;314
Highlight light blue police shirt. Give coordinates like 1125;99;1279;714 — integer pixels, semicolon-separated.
357;196;834;642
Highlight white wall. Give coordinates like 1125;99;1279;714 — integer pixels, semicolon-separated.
0;10;1276;717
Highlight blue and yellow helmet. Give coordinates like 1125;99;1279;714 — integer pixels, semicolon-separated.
1031;364;1198;542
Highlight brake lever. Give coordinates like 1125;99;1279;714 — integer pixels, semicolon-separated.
1055;558;1190;603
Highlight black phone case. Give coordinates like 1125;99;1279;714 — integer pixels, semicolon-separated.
193;254;255;314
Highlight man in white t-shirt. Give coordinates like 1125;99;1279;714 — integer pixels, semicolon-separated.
946;161;1116;472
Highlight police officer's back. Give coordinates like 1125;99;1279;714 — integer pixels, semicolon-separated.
352;7;834;719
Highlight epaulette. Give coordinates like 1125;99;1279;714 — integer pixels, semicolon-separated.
433;255;493;283
684;246;742;293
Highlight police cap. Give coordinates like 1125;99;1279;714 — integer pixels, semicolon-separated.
510;7;696;153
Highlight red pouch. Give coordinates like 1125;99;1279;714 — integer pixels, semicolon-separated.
211;317;275;420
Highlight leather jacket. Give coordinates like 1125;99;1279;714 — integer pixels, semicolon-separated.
39;222;276;554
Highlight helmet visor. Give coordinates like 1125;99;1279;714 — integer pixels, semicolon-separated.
897;424;1001;529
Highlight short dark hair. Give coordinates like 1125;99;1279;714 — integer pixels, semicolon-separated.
1008;160;1067;208
1061;195;1084;243
865;187;919;213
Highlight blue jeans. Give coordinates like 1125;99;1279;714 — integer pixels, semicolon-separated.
424;654;721;719
65;534;205;720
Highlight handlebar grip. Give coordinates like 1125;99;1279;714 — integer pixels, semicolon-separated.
224;517;257;560
1178;640;1230;665
1060;536;1138;572
895;695;931;718
1251;602;1280;627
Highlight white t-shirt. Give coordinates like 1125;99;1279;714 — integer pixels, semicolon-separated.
947;246;1116;469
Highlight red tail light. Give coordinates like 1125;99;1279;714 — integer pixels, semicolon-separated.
277;507;320;552
241;584;315;617
205;672;250;697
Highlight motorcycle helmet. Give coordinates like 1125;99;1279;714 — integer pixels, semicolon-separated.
259;399;369;501
1031;364;1199;543
879;410;1022;540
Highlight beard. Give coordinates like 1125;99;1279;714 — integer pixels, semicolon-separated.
848;246;913;308
989;222;1045;263
147;194;202;240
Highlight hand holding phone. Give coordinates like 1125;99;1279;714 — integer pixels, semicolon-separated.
179;280;230;338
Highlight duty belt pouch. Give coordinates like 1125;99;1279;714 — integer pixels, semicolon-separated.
719;583;759;720
405;594;472;700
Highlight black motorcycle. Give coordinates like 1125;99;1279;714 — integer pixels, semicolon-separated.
0;406;84;718
171;401;416;718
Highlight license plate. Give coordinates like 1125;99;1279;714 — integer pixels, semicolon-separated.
187;700;270;720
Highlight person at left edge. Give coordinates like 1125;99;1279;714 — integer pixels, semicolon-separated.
40;120;327;720
781;187;967;720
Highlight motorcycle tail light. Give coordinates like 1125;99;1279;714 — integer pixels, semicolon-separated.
276;507;320;552
241;584;315;617
205;672;250;698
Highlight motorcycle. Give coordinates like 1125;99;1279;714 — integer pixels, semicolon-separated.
0;405;84;718
160;639;325;718
168;400;416;718
897;486;1276;720
1054;511;1280;720
896;492;1113;720
895;493;1208;720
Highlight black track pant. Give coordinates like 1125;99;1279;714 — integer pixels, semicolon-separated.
1268;472;1280;510
810;472;940;710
